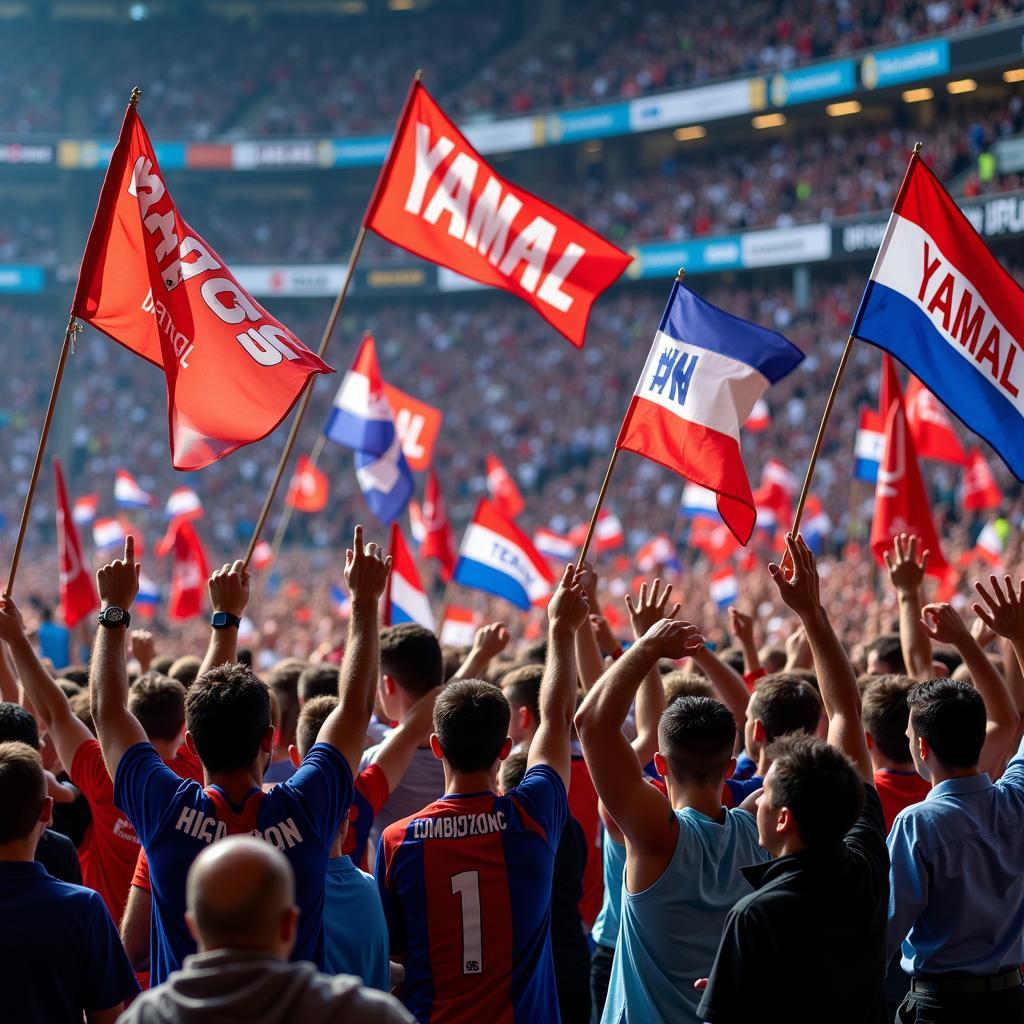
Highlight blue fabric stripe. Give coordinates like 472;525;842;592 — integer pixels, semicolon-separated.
390;604;414;625
854;458;879;483
324;407;394;456
453;556;531;610
855;281;1024;480
660;282;804;384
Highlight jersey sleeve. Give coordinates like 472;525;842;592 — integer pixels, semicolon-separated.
356;762;392;816
70;738;113;803
82;891;141;1010
996;734;1024;794
511;764;568;852
113;742;191;846
132;847;151;892
280;742;354;847
375;828;408;957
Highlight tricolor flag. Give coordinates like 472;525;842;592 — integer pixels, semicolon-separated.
330;584;351;618
709;567;739;609
136;572;161;616
854;408;885;483
616;281;803;545
852;152;1024;481
904;373;967;465
759;459;798;522
453;499;556;610
165;487;203;520
744;398;771;432
802;495;832;555
72;494;99;527
439;605;479;648
93;517;126;551
114;469;152;509
365;80;631;347
679;483;722;522
594;510;625;553
637;533;678;573
384;523;435;630
533;527;576;562
962;447;1002;511
409;501;427;544
324;334;413;525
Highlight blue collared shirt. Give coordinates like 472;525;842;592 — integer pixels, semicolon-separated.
887;736;1024;975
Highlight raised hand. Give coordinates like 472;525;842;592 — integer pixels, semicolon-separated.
970;614;998;650
0;595;27;645
208;560;250;616
344;525;392;605
728;607;755;647
768;534;821;620
576;560;599;607
96;536;140;609
920;602;972;646
548;564;590;636
641;617;704;660
471;622;510;661
626;578;681;640
973;575;1024;641
885;533;929;594
589;613;621;656
129;629;156;672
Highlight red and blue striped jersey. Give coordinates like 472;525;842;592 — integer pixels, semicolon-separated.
376;764;567;1024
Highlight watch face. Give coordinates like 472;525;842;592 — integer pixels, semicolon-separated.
105;607;124;623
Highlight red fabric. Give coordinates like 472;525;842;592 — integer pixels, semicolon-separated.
365;81;631;348
874;770;931;831
286;454;329;513
486;453;526;520
962;447;1003;511
346;762;391;869
870;397;948;575
383;382;443;472
163;518;210;620
71;103;332;470
53;459;98;628
879;353;901;423
419;469;457;580
569;755;603;931
904;374;968;465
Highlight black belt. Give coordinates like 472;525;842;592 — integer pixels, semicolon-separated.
911;968;1023;995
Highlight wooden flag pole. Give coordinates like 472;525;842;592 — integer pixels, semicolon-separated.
269;432;327;562
5;316;81;597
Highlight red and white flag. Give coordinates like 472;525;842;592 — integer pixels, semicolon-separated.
383;382;444;472
418;470;457;581
486;452;525;520
594;510;625;552
162;518;209;620
365;81;631;347
286;454;329;513
165;487;203;521
744;398;771;432
440;605;479;648
72;494;99;527
251;541;274;571
962;447;1002;511
54;460;99;628
71;101;332;470
904;373;967;465
384;523;435;630
533;527;577;562
93;517;126;551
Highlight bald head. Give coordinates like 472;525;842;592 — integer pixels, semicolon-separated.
186;837;297;956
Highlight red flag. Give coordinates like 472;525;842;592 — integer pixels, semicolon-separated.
251;541;274;571
286;454;329;513
962;448;1002;511
879;353;900;421
163;519;209;620
691;522;741;566
71;102;333;470
904;374;968;465
486;453;525;520
53;460;98;627
419;470;457;580
870;397;948;576
383;382;443;472
594;510;625;552
365;81;631;348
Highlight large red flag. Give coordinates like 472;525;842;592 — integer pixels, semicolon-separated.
879;353;900;421
904;373;968;465
962;448;1002;511
419;469;457;580
163;518;209;620
286;454;329;513
53;460;98;627
71;102;333;470
365;81;631;347
870;397;948;576
486;453;525;520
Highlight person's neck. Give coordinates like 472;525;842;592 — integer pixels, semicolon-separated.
0;835;39;863
205;765;264;803
669;779;727;823
150;737;180;761
871;753;918;774
198;942;284;961
927;763;982;786
445;770;496;796
755;749;771;776
773;834;808;858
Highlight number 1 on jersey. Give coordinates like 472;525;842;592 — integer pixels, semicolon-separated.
450;870;483;975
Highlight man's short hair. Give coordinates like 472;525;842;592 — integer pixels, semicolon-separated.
658;696;736;785
0;703;39;749
56;679;82;700
434;680;510;773
69;691;95;735
767;734;864;848
519;638;547;665
501;665;544;724
759;646;787;674
129;673;186;743
498;748;528;793
861;675;916;764
908;678;986;769
295;695;338;760
267;659;305;745
60;665;89;688
169;655;202;689
749;673;822;742
0;742;47;843
717;646;746;675
866;634;906;675
185;663;271;773
932;649;962;675
297;664;338;704
663;671;714;705
151;654;176;676
380;624;443;699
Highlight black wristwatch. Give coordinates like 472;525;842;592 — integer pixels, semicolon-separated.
98;606;131;629
211;612;241;630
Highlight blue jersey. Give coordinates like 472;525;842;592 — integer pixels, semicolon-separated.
376;764;567;1024
115;741;352;986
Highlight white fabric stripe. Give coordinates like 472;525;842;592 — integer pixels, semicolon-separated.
632;329;768;440
460;523;547;599
855;430;885;460
391;572;435;630
332;369;393;422
355;434;405;493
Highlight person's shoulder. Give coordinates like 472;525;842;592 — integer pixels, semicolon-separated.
513;763;567;800
314;970;414;1021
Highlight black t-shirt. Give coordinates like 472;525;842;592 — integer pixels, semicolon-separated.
698;786;889;1024
36;827;83;885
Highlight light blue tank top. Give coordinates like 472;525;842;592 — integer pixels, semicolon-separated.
591;826;627;949
601;806;768;1024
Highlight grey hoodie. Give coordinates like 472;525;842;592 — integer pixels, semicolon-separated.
117;949;414;1024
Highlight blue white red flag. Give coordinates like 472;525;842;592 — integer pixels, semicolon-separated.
680;482;722;522
616;282;804;544
93;517;126;551
852;153;1024;479
165;487;203;520
136;572;161;607
637;533;679;573
709;567;739;609
330;584;351;618
533;527;576;562
115;470;153;509
453;499;556;610
72;494;99;527
439;605;479;648
384;523;435;630
855;408;885;483
744;398;771;432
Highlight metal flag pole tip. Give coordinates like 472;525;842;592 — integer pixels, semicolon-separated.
913;141;923;154
414;68;423;82
676;267;686;282
129;86;141;105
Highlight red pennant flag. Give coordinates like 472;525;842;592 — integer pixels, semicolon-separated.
365;81;631;348
904;374;968;465
879;353;900;421
486;453;525;520
53;460;99;628
419;469;457;580
870;397;948;576
383;382;443;472
71;102;333;470
163;518;209;620
286;454;329;513
962;448;1003;511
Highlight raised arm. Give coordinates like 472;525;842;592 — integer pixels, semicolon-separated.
691;644;751;734
573;562;605;692
527;564;589;787
0;639;19;704
576;618;703;854
0;597;94;772
728;607;762;676
769;534;872;782
371;684;444;791
315;526;391;772
197;561;250;677
450;622;510;681
90;537;148;775
626;580;677;764
885;533;933;681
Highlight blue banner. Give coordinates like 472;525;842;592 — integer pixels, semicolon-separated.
545;103;631;144
769;59;857;106
0;265;44;293
861;39;950;89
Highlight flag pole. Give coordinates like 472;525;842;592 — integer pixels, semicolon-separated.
269;433;327;561
4;316;82;597
243;70;424;570
576;265;686;569
790;142;922;536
